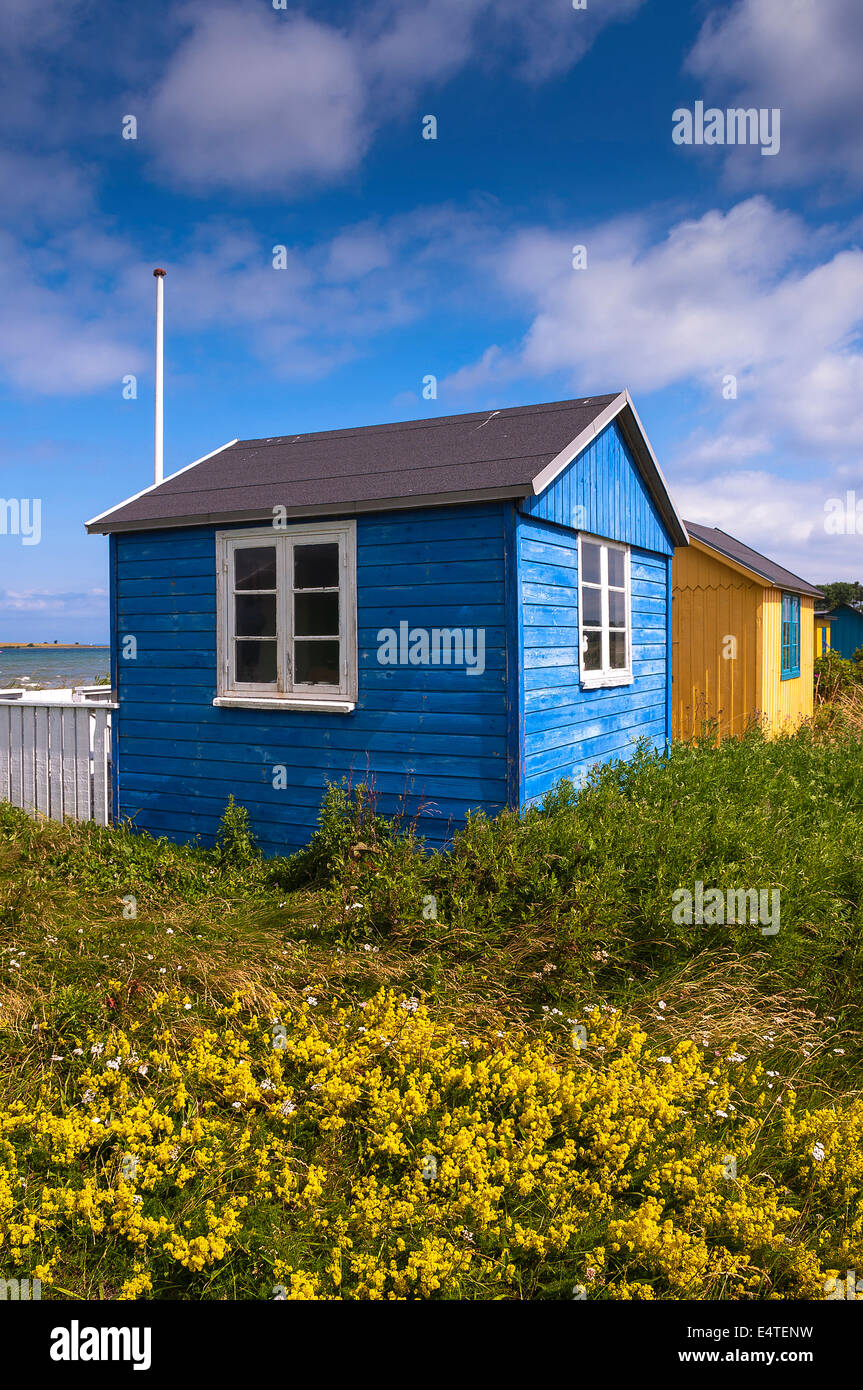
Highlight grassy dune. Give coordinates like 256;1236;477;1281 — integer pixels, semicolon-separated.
0;726;861;1299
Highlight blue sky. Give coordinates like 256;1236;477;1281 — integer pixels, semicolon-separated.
1;0;862;642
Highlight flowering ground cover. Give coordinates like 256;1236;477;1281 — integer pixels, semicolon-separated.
1;727;861;1299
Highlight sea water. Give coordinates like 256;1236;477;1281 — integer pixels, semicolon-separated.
0;646;110;690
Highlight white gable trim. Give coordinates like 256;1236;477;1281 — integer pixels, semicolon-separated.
529;392;627;495
528;390;689;549
84;438;239;529
619;392;688;546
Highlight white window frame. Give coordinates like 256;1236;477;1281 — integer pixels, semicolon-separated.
577;532;633;689
214;521;357;712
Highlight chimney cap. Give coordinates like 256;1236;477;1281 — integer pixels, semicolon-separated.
153;267;166;277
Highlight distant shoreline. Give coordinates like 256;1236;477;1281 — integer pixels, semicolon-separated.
0;643;109;650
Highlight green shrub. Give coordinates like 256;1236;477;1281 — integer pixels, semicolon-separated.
814;650;862;701
215;796;260;871
278;781;431;937
287;731;863;1014
0;797;271;905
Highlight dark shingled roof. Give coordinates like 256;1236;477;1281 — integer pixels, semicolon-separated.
86;393;688;544
684;521;823;598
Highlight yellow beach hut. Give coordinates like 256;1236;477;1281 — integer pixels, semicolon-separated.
672;522;823;741
814;609;834;657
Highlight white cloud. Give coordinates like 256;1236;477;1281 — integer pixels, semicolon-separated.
0;588;107;614
677;432;773;469
149;8;369;195
361;0;646;86
0;0;96;142
324;227;392;283
446;196;863;461
0;228;146;394
672;470;861;584
121;205;494;381
145;0;648;194
0;151;93;223
685;0;863;191
0;0;87;52
0;196;498;395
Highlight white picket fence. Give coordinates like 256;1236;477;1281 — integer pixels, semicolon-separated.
0;697;116;825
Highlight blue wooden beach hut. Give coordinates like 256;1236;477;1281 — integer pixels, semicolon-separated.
822;603;863;660
86;392;688;854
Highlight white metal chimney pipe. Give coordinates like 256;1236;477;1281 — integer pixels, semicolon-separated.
153;268;166;485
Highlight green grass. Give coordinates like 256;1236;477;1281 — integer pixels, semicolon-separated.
1;726;862;1298
1;725;861;1083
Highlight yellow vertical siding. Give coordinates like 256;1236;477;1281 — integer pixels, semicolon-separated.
672;546;760;740
760;591;814;733
814;616;831;655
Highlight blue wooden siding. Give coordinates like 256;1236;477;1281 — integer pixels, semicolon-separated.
518;512;669;805
521;420;673;557
827;605;863;660
109;533;120;825
113;504;509;856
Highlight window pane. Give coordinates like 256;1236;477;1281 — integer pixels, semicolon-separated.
608;588;627;627
581;541;602;586
235;593;276;637
609;630;627;669
607;548;625;588
781;595;800;674
235;547;276;590
581;629;602;671
295;592;339;637
294;542;339;590
582;587;602;626
294;640;340;685
235;640;277;683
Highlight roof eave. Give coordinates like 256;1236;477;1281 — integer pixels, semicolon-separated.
84;439;239;531
85;483;531;535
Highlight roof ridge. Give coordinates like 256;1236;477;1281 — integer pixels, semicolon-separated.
86;391;688;544
235;394;620;449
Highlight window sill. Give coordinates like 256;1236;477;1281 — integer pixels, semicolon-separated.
213;696;356;713
780;671;800;682
580;673;634;690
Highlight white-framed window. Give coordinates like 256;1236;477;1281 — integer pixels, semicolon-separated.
215;522;357;711
577;533;633;688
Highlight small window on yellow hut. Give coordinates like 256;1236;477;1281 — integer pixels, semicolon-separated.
781;592;800;679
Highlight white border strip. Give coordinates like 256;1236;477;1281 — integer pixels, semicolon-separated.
529;390;689;548
620;390;688;545
85;438;239;528
530;393;627;495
